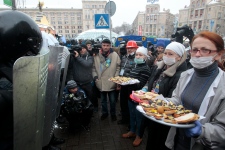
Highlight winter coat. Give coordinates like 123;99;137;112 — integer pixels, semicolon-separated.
127;63;151;92
165;68;225;150
148;52;187;97
92;49;121;91
68;53;93;85
120;54;135;77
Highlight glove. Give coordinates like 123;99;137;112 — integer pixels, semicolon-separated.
141;88;148;92
185;120;202;138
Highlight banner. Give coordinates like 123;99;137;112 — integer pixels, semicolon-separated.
138;25;142;36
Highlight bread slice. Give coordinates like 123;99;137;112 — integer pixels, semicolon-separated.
174;113;199;124
164;119;177;124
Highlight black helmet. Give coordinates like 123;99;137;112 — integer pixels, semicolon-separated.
0;10;42;62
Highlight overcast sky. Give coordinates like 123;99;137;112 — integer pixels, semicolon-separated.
0;0;190;27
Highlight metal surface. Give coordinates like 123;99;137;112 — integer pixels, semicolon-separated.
56;50;70;117
13;51;49;150
42;46;63;147
136;106;195;128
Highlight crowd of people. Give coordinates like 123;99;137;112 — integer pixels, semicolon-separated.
60;30;225;150
1;10;225;150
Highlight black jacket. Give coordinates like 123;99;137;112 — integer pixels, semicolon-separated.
148;61;187;97
120;54;135;77
128;63;151;92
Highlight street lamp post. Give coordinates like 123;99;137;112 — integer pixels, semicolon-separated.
109;0;112;43
12;0;16;10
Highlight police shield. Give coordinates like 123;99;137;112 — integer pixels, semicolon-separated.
56;47;70;117
42;46;63;147
13;51;49;150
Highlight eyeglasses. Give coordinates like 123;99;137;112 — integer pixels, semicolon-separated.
190;48;218;54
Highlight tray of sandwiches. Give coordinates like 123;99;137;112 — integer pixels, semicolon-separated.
130;91;159;103
137;98;200;128
108;76;140;85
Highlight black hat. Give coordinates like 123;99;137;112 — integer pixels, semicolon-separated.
101;39;111;44
67;80;78;89
81;44;88;50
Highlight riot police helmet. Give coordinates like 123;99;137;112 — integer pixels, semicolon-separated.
0;10;42;62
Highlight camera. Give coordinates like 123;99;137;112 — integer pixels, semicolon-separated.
171;25;194;44
92;44;101;55
148;42;158;57
119;41;128;56
63;93;86;113
71;45;82;53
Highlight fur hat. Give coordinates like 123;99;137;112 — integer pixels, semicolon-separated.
67;80;78;89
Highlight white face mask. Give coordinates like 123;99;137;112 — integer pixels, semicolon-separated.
163;56;176;66
190;55;216;69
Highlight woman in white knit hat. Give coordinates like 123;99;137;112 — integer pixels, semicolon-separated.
144;41;187;150
121;47;151;147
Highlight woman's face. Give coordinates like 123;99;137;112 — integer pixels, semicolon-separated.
135;52;146;59
163;49;181;61
191;37;221;60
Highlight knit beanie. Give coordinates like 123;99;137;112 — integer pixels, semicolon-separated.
67;80;78;89
156;40;165;48
136;46;148;57
165;42;185;57
85;40;92;45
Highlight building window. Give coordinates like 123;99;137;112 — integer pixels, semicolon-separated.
77;15;81;20
78;30;82;33
57;12;61;16
72;30;76;33
65;26;69;29
65;30;70;33
65;21;69;24
78;26;82;29
58;21;62;24
51;21;55;24
71;26;76;29
58;26;62;29
58;30;63;33
58;17;62;20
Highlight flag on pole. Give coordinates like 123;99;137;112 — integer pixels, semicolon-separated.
3;0;12;7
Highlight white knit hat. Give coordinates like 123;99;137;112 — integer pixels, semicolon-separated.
136;46;148;57
165;42;185;57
